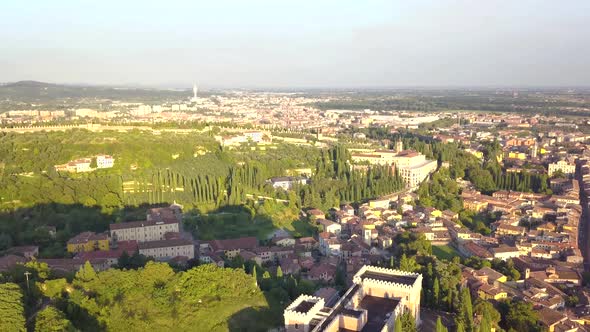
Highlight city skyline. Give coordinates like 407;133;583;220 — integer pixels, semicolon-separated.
1;0;589;88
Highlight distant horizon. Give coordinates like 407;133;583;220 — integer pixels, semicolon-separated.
3;79;590;92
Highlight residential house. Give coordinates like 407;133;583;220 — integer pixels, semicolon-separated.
67;232;109;253
318;219;341;236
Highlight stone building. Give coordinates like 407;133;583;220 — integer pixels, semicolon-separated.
284;265;422;332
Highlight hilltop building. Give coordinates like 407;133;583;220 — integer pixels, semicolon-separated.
351;149;437;188
269;176;309;190
109;206;181;243
284;265;422;332
96;155;115;168
54;155;115;173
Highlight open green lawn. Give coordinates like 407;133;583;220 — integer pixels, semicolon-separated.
191;204;317;240
432;244;460;261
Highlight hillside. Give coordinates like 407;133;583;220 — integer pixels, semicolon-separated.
0;81;190;103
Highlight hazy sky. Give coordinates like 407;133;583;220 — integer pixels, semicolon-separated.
1;0;589;88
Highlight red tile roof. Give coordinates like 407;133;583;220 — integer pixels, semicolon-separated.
208;237;258;252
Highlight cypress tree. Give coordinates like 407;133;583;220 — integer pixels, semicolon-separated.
394;316;402;332
436;316;447;332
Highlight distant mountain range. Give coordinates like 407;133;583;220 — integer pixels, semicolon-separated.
2;80;59;88
0;81;192;103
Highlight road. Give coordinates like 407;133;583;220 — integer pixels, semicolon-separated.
575;165;590;271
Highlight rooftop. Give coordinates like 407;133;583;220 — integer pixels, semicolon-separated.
293;300;317;313
209;236;258;252
110;218;179;230
138;238;193;250
359;269;419;286
359;295;400;332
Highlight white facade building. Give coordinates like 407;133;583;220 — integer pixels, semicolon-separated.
548;160;576;177
138;239;194;260
96;155;115;169
351;149;437;188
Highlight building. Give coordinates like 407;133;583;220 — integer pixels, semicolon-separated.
269;176;308;190
138;238;194;261
548;160;576;177
54;158;92;173
6;245;39;259
490;246;521;261
217;131;270;147
351;149;436;188
0;255;27;272
462;197;489;212
318;219;341;235
110;219;179;243
96;155;115;168
284;265;422;332
75;240;138;267
202;236;259;259
476;283;508;300
38;258;109;273
110;207;181;243
395;151;438;188
67;232;109;253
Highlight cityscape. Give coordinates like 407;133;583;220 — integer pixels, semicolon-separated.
1;1;590;332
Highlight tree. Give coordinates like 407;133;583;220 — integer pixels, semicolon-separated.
0;233;13;250
39;278;68;299
0;283;25;332
117;251;131;269
400;311;417;332
75;261;97;283
252;265;258;281
399;254;420;272
276;266;283;279
394;316;402;332
499;300;541;332
459;287;474;332
456;321;465;332
478;313;492;332
25;260;50;280
35;306;76;332
436;316;448;332
433;278;440;308
474;299;500;329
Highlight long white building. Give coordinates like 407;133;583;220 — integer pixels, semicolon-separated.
109;206;181;243
138;238;194;261
351;149;437;188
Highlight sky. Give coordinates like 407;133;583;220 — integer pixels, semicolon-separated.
1;0;589;88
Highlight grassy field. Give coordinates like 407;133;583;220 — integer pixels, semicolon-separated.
432;244;460;261
190;204;317;240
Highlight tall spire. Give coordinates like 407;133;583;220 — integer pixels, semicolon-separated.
192;83;198;99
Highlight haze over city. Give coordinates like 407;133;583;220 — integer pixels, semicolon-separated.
2;0;589;88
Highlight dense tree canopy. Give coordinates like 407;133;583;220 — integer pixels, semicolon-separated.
32;262;273;332
0;282;26;332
